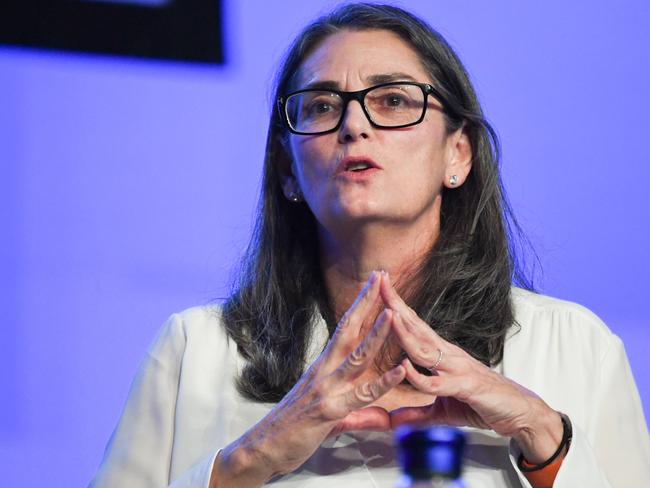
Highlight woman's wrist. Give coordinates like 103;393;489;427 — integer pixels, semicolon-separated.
209;439;274;488
513;405;564;465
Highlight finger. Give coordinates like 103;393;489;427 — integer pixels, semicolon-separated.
343;364;406;410
379;271;421;324
380;273;447;345
329;406;391;437
390;404;435;429
331;270;382;341
380;274;464;366
393;312;450;372
403;358;473;402
403;357;441;393
332;309;393;382
391;401;486;430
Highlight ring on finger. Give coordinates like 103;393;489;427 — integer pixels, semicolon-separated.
428;348;443;373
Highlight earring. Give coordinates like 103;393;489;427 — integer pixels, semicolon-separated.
288;189;303;203
449;175;459;186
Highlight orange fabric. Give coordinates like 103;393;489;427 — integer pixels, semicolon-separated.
521;450;566;488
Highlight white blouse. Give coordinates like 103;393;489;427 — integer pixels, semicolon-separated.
90;288;650;487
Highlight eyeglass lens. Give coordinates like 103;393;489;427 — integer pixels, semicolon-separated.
286;84;425;134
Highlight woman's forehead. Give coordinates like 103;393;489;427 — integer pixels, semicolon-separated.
293;29;432;90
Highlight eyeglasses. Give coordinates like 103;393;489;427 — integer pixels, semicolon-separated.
278;81;448;136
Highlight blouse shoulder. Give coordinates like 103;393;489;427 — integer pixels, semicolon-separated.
146;304;228;363
157;304;223;334
508;287;618;360
176;304;223;329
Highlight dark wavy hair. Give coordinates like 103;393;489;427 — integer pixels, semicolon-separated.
222;3;536;402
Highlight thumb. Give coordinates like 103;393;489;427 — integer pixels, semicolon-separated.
389;404;435;429
329;407;391;437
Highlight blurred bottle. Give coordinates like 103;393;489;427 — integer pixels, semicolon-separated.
395;426;467;488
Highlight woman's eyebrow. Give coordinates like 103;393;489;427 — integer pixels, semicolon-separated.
299;72;418;91
366;72;417;84
301;80;341;91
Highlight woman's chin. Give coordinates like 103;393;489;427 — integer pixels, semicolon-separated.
331;203;385;223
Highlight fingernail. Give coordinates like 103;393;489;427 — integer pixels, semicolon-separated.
369;270;378;284
390;365;404;378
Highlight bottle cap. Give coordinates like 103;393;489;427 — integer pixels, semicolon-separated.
396;426;466;480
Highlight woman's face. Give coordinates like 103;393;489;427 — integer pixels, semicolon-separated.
285;29;471;236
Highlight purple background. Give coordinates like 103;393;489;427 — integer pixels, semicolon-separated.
1;1;648;486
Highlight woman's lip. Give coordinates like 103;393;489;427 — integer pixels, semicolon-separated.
335;156;382;175
335;166;382;180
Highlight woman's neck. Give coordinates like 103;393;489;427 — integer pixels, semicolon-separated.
319;219;439;321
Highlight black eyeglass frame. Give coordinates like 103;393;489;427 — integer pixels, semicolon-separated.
278;81;450;136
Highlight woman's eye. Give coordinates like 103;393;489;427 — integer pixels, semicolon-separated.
370;91;413;110
313;102;332;113
305;100;334;117
385;95;405;107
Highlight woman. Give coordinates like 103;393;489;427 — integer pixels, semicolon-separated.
90;4;650;487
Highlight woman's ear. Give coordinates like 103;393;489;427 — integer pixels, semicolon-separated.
276;136;304;202
444;125;473;188
281;176;303;202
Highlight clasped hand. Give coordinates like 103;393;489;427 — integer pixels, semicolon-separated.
214;271;562;487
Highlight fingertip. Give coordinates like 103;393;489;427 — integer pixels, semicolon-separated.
370;270;382;291
369;270;379;285
382;269;390;284
391;363;405;376
396;364;406;380
371;309;394;341
379;272;401;304
378;274;390;299
380;270;391;290
393;309;403;325
402;357;417;378
378;308;391;323
387;364;406;386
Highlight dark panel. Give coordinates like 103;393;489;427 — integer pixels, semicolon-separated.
0;0;223;64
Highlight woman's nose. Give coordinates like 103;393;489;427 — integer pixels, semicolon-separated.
337;100;371;143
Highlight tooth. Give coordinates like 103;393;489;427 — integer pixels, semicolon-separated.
350;163;369;171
